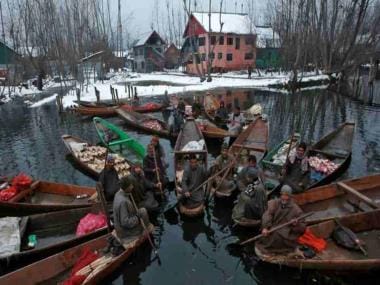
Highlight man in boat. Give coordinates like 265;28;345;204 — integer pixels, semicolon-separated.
192;96;203;118
281;142;309;193
99;154;120;202
143;144;168;187
150;135;168;169
171;106;185;135
113;177;152;243
178;154;208;208
227;106;245;146
128;162;160;211
257;185;306;255
237;155;260;192
215;101;229;126
232;168;267;222
211;143;236;195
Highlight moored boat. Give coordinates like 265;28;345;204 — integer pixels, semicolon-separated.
75;105;118;117
195;117;237;139
0;206;107;275
120;102;165;113
255;208;380;272
93;117;145;161
0;227;154;284
62;134;131;179
174;118;208;217
0;180;96;217
116;108;172;138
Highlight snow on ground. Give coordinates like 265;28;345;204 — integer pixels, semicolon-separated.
29;93;58;108
61;71;329;108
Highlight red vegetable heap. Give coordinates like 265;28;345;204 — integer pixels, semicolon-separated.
0;173;33;201
308;156;338;175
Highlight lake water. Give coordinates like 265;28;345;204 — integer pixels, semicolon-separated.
0;88;379;284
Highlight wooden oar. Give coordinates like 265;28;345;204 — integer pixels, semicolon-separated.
128;193;161;261
96;182;112;233
152;147;164;198
239;212;314;246
334;218;367;256
337;182;379;209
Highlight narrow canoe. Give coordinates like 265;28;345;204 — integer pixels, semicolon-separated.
62;134;131;179
260;133;301;174
174;119;208;217
75;101;116;108
0;180;96;217
116;108;172;138
196;118;237;139
233;173;380;228
230;116;269;165
120;102;165;113
75;106;117;117
93;117;146;160
0;206;107;276
0;228;153;285
255;208;380;272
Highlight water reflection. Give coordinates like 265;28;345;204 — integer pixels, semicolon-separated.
0;88;379;284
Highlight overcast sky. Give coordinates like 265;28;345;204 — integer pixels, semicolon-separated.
115;0;267;35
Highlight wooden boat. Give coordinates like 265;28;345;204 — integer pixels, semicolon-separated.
255;208;380;272
62;134;131;179
75;100;116;108
195;118;236;139
261;133;301;174
93;117;145;160
174;118;208;217
233;173;380;228
75;105;118;117
116;107;172;138
0;206;107;276
0;227;153;284
120;102;165;113
0;180;95;217
230;116;269;165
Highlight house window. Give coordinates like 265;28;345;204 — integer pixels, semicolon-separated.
209;52;215;60
195;54;201;64
245;52;254;60
201;53;206;61
211;36;216;45
227;37;233;45
235;37;240;49
245;36;255;45
199;37;205;46
227;53;233;61
217;53;223;59
141;61;145;69
140;49;144;56
219;36;224;45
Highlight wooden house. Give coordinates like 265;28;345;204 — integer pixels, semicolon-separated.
164;43;180;69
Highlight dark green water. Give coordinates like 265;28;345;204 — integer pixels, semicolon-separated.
0;88;379;284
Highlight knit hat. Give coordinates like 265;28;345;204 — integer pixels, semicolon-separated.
280;185;292;196
245;168;258;182
249;103;262;116
120;176;133;191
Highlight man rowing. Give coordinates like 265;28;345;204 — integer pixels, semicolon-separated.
211;143;236;196
178;154;208;208
236;155;260;192
99;154;120;202
143;144;168;187
257;185;306;255
227;106;245;146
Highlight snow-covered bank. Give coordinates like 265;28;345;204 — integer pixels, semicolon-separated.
29;93;58;108
61;72;329;108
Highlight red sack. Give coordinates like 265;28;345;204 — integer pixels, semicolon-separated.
63;248;99;285
298;228;327;252
0;186;18;201
76;213;107;236
12;173;32;190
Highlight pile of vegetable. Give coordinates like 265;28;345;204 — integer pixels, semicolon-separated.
0;173;33;201
308;156;339;175
142;119;163;130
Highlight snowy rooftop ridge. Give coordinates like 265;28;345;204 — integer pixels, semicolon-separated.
255;26;281;48
192;12;253;35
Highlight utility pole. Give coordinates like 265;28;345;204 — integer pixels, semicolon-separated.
207;0;212;82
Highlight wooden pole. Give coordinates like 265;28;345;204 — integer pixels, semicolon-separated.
337;182;379;209
152;147;164;198
96;182;112;233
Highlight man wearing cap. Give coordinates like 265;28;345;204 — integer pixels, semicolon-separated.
215;101;229;127
232;168;267;221
257;185;306;254
113;177;152;242
211;144;236;196
128;162;160;211
227;106;245;146
237;155;260;192
179;154;208;208
150;135;168;169
99;154;120;202
143;144;168;187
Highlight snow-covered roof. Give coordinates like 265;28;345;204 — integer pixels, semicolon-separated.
112;50;128;58
134;31;165;47
80;50;105;63
255;26;280;48
192;12;252;34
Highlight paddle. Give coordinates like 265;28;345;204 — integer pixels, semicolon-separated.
152;147;164;199
128;193;161;263
337;182;379;210
237;212;314;246
334;218;367;256
96;182;112;233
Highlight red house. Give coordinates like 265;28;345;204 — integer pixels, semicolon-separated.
182;12;256;74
